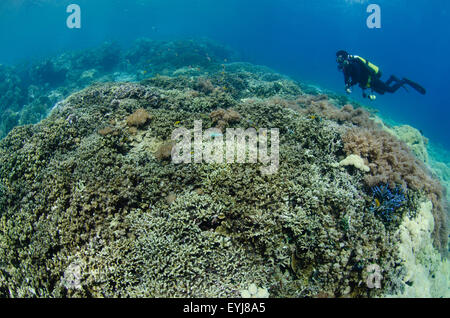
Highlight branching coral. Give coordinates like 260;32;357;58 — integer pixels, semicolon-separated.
369;184;406;224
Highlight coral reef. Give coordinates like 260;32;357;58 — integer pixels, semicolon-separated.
297;98;377;129
193;77;216;95
210;108;241;131
337;154;370;172
0;39;237;139
240;283;270;298
126;108;152;127
341;127;447;254
0;81;411;297
429;159;450;203
369;184;407;225
0;39;447;298
30;60;68;87
376;122;430;164
155;141;176;161
388;200;450;297
391;125;429;164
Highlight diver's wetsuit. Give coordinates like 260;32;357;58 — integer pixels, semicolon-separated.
343;57;405;95
371;76;405;95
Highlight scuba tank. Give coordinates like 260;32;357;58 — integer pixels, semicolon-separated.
351;55;382;78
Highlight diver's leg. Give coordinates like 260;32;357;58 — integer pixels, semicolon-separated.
385;75;400;86
386;81;405;93
384;76;405;93
371;78;387;95
403;78;427;95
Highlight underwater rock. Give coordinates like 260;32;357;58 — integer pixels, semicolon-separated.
429;159;450;203
30;60;68;87
391;125;429;164
80;68;99;81
390;200;450;297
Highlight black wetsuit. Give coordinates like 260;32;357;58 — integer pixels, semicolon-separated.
343;57;405;95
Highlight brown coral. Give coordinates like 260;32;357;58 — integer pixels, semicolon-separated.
297;96;376;129
342;127;448;254
296;93;328;106
193;77;215;95
126;108;152;127
98;126;119;136
210;108;240;131
155;141;175;161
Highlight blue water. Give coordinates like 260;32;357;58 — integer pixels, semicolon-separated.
1;0;449;149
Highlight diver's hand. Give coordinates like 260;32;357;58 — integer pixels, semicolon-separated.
346;88;352;94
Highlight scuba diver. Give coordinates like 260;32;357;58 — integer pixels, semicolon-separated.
336;50;426;100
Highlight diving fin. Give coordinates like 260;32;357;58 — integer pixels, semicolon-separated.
403;78;426;95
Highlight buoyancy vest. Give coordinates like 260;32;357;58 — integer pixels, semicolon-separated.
351;55;382;88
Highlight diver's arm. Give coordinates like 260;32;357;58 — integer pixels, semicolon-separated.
344;71;352;93
344;62;361;93
344;61;363;93
362;89;376;100
345;79;353;94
